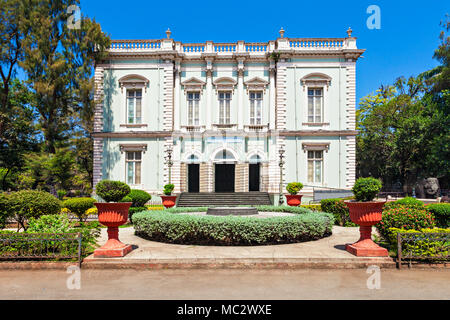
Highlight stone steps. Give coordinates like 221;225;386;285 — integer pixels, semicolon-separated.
177;192;272;207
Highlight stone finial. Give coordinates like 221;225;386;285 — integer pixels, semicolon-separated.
346;27;353;38
279;27;285;38
166;28;172;39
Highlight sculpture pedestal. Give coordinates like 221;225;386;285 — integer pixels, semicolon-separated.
94;226;133;258
346;226;388;257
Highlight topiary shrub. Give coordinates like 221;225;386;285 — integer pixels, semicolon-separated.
8;190;61;231
377;206;435;240
320;198;356;227
128;189;152;207
96;180;131;203
63;197;96;223
286;182;304;195
352;177;382;202
133;209;334;246
163;184;175;196
426;203;450;228
120;196;132;203
384;197;425;210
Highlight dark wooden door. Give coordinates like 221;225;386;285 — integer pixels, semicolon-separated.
249;163;260;191
215;164;235;193
188;164;200;193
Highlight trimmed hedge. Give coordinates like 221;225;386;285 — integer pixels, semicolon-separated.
384;197;425;210
128;189;151;207
133;207;334;246
320;198;356;227
426;203;450;228
63;197;96;222
128;207;148;223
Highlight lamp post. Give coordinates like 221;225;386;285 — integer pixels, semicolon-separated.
279;146;285;206
165;145;174;184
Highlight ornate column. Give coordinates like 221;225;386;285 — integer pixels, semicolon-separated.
269;60;276;130
237;58;245;130
206;58;213;130
173;59;181;131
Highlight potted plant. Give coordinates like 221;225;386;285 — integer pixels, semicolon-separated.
344;177;388;257
285;182;304;206
94;180;133;257
161;184;177;208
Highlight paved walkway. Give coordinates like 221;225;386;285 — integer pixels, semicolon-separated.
84;226;395;268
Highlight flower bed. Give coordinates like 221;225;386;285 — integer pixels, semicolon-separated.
132;206;334;246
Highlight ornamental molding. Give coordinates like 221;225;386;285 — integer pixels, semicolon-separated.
119;144;148;153
213;77;237;94
300;73;332;91
118;74;150;93
302;142;330;153
181;77;206;93
244;77;269;94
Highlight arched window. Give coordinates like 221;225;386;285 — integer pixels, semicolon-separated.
249;154;262;164
214;149;236;162
186;154;199;163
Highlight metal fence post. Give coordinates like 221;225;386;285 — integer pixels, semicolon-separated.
77;232;82;268
397;233;402;269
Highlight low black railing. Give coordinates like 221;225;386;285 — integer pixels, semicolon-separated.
397;232;450;269
0;233;82;267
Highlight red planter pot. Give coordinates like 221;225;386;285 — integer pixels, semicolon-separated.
344;201;388;257
94;202;133;258
161;195;177;208
285;194;303;207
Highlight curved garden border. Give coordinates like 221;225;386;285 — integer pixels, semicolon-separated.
132;206;334;246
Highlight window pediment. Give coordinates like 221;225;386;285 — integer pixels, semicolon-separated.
118;74;149;93
302;143;330;153
244;77;269;94
120;144;148;153
213;77;237;94
181;77;206;93
300;73;331;90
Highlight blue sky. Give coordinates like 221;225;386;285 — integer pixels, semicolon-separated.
79;0;448;104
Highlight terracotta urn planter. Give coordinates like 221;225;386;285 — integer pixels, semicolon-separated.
285;194;303;207
344;201;389;257
94;202;133;258
161;195;177;208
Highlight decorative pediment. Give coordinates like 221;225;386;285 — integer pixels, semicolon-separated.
302;142;330;153
213;77;237;94
120;144;148;153
118;74;149;93
244;77;269;94
300;73;332;90
181;77;206;93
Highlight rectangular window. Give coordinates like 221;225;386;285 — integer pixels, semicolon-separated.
250;92;263;125
218;92;231;124
307;88;323;123
127;89;142;124
187;92;200;125
126;151;142;185
308;151;323;183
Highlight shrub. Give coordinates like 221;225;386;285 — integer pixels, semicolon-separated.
286;182;304;195
120;196;132;203
352;177;382;202
377;206;435;240
301;204;322;212
0;193;12;230
320;198;356;227
133;209;334;246
86;207;98;216
96;180;131;203
384;197;425;210
386;227;450;258
163;184;175;196
63;198;96;223
426;203;450;228
8;190;61;231
128;189;152;207
128;207;148;223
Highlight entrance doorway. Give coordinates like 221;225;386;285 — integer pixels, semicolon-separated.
188;164;200;193
215;164;235;193
249;163;260;191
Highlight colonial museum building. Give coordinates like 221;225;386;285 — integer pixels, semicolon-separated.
93;28;364;204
